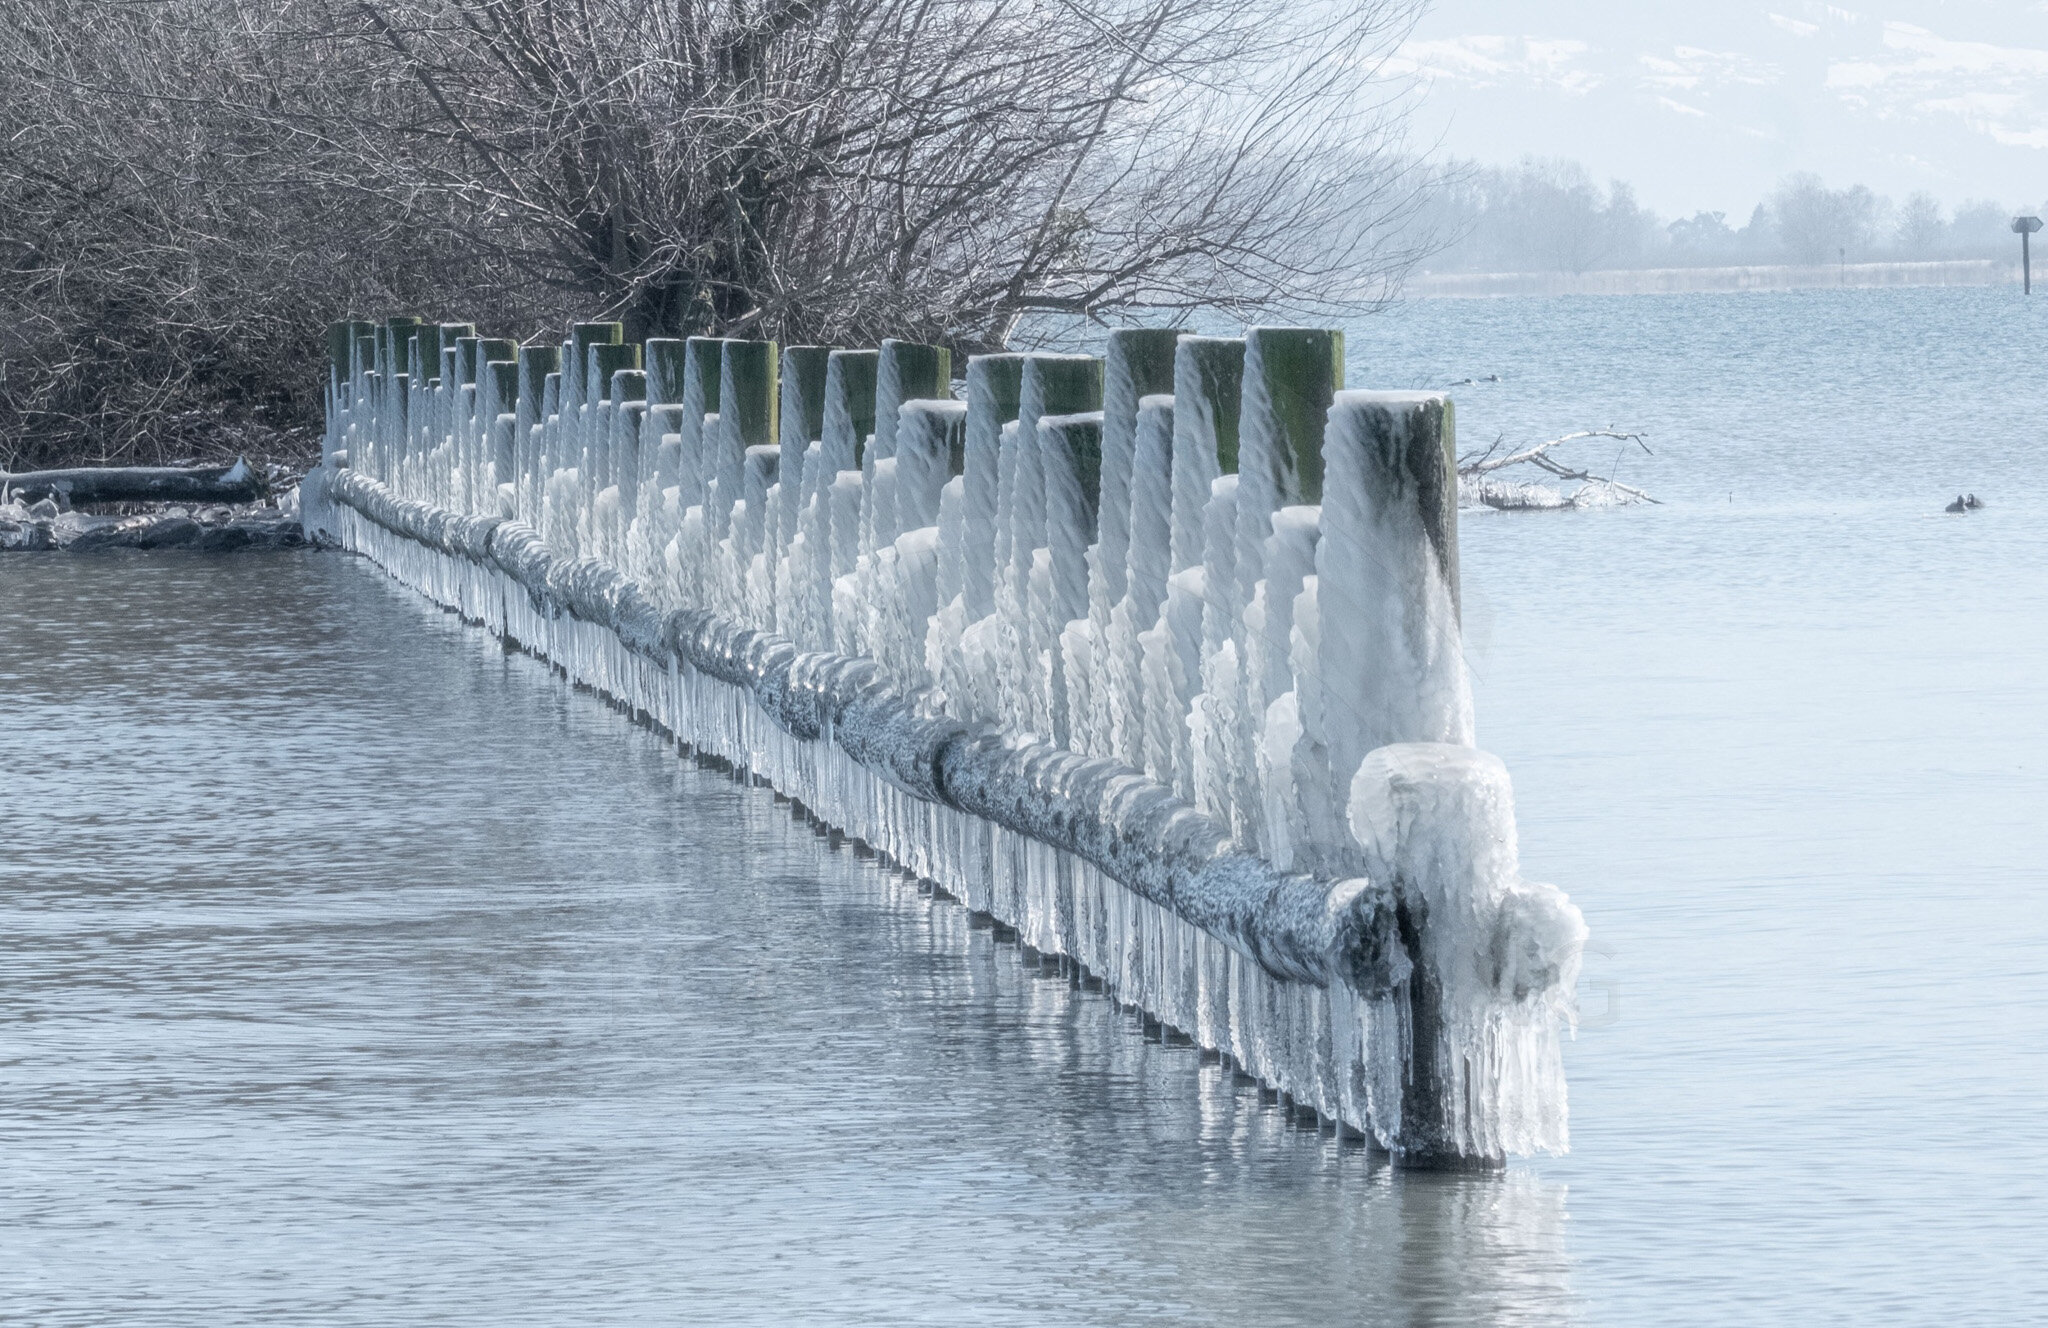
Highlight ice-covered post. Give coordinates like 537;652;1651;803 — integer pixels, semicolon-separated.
1314;391;1470;850
874;341;950;463
1041;412;1106;633
712;340;777;541
379;318;424;484
1006;355;1102;605
776;346;831;550
897;399;968;532
672;336;721;517
961;354;1026;620
1098;330;1180;610
1169;336;1243;574
585;342;641;527
483;357;520;516
819;349;878;486
865;340;950;555
516;345;560;525
1232;328;1342;632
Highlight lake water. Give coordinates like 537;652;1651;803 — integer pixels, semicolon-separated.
5;287;2045;1324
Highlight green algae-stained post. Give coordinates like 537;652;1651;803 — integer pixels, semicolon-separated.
326;322;360;380
683;336;724;415
380;317;422;376
875;339;952;462
824;348;879;468
1243;327;1343;506
589;342;641;402
644;339;688;407
712;340;778;538
959;353;1027;619
779;346;832;447
720;340;778;449
571;321;622;362
1100;329;1180;604
1024;354;1103;424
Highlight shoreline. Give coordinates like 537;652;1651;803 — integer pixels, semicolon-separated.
1408;259;2016;298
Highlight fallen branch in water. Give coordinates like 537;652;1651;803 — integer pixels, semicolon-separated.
1457;430;1657;510
0;459;265;506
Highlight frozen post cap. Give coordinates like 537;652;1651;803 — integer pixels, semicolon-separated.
875;339;952;463
610;368;646;405
1347;742;1586;1163
897;398;968;531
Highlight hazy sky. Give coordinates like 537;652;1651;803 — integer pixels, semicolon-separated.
1394;0;2048;217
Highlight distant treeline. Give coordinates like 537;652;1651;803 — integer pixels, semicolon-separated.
1417;158;2041;275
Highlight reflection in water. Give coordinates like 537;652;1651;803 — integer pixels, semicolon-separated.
1;552;1570;1326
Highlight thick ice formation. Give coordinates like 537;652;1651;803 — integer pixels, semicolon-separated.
310;319;1584;1164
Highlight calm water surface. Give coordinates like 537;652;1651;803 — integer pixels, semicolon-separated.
5;287;2046;1324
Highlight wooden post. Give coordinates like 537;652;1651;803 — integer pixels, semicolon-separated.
874;339;952;464
1168;336;1244;575
714;340;778;538
1100;329;1180;607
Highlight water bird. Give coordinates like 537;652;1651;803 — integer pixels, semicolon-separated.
1945;495;1967;513
1965;494;1984;509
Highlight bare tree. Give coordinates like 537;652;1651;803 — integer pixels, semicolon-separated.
331;0;1429;344
1;0;1428;467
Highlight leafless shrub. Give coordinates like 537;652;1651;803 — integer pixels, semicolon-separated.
2;0;1427;467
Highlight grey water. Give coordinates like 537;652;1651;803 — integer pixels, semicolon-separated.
3;286;2045;1325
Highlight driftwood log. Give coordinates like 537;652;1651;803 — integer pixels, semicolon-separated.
0;460;265;506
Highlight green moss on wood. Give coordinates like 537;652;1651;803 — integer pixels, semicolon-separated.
590;343;642;402
1247;327;1343;503
644;339;688;406
1029;356;1103;418
721;340;779;448
685;337;724;412
826;349;879;464
780;346;832;443
1107;329;1179;398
